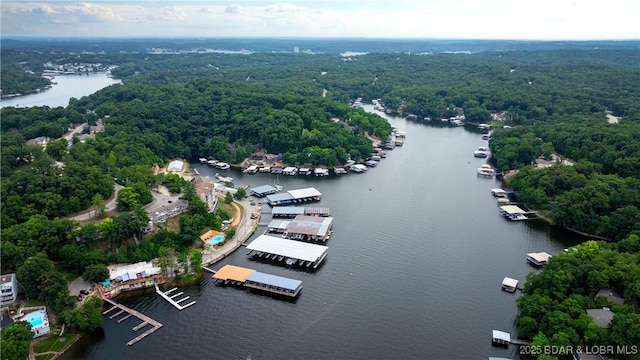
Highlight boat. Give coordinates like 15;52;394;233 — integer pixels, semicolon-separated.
259;166;271;173
298;168;312;175
491;188;507;197
215;162;230;170
477;164;496;177
215;173;234;182
314;168;329;176
478;123;491;130
350;164;368;173
474;146;490;158
198;158;208;163
333;167;347;175
482;133;491;140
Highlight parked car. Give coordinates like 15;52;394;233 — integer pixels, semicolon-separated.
80;290;89;295
76;295;83;302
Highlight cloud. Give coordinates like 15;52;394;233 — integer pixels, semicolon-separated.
1;0;638;39
225;4;242;14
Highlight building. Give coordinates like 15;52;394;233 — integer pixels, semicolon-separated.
0;273;18;305
17;307;51;337
102;262;162;298
193;176;217;210
586;308;615;328
594;288;625;305
167;159;184;172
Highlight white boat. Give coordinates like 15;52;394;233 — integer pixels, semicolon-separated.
215;162;230;170
474;146;490;158
215;173;234;182
477;164;496;177
198;158;208;163
333;167;347;175
482;133;491;140
478;123;491;130
244;165;258;174
314;168;329;176
350;164;368;173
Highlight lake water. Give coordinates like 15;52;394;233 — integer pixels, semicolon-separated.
58;104;584;360
0;73;121;108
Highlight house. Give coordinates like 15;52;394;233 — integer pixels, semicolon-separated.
0;273;18;305
193;176;216;210
594;288;625;305
167;160;184;172
586;308;615;328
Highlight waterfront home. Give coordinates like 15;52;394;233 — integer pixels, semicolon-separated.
526;252;551;266
193;176;217;210
0;273;18;305
501;277;519;293
586;308;615;328
102;261;162;298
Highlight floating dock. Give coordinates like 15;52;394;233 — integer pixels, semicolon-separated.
266;187;322;206
271;206;332;218
245;234;329;268
102;297;163;346
155;284;196;310
212;264;303;297
492;330;531;347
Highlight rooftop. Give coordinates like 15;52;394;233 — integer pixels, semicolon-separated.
0;273;15;285
245;271;302;291
246;234;328;262
213;265;256;282
586;308;615;328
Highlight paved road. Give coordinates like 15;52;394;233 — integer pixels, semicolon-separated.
69;184;123;222
202;195;262;267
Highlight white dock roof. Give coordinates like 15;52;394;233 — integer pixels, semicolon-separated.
246;235;328;262
492;330;511;343
500;205;526;214
502;277;519;288
288;187;321;199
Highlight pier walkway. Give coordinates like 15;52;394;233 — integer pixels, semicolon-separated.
102;297;163;346
155;284;196;310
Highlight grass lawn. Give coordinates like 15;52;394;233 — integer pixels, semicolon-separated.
33;332;80;360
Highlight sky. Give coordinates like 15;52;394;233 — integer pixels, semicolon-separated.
1;0;638;40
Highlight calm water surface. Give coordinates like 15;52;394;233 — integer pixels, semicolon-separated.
60;105;584;360
0;73;121;108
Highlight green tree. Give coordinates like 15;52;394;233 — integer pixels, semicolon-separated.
83;264;110;283
63;297;104;333
224;191;233;204
190;248;203;274
234;187;247;199
0;322;33;360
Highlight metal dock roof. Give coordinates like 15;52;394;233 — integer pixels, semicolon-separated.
266;193;294;203
246;235;328;262
251;185;278;195
212;265;256;282
246;272;302;291
288;187;321;198
287;215;333;236
500;205;526;214
272;206;305;216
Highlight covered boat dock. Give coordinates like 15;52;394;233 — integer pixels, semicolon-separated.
266;187;322;206
212;265;302;297
526;252;551;266
246;235;329;268
272;206;332;218
499;205;536;221
251;184;280;197
285;215;334;242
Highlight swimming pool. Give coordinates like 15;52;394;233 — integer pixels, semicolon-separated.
25;311;44;327
207;234;225;245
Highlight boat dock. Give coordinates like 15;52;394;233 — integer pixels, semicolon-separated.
492;330;531;347
245;234;329;269
102;297;163;346
212;264;303;298
155;284;196;310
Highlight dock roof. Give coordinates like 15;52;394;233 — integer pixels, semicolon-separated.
267;219;290;231
246;235;328;262
527;252;551;263
287;215;333;236
213;265;256;282
500;205;526;215
272;206;305;216
288;187;321;199
266;193;294;202
246;272;302;291
502;277;519;288
492;330;511;343
251;185;277;195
